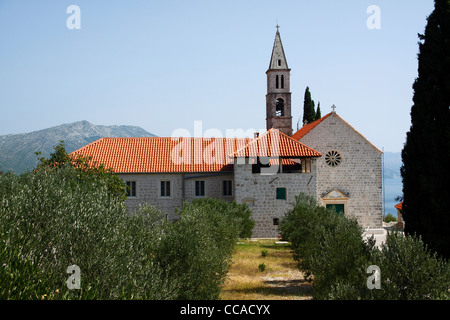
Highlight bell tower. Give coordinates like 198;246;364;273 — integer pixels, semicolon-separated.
266;25;292;136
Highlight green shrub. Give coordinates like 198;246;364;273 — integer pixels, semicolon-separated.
261;249;268;257
370;232;450;300
0;166;248;299
185;198;254;239
383;213;397;223
0;239;56;300
280;192;450;300
153;198;247;299
258;263;266;272
0;144;253;300
0;165;173;299
280;193;377;299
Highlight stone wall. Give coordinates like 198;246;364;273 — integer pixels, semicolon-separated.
119;172;234;220
233;159;317;238
298;113;383;229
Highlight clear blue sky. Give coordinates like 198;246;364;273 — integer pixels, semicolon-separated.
0;0;434;152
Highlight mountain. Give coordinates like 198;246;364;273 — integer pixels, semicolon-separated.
0;120;156;174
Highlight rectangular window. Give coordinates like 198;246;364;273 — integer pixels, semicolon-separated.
195;180;205;197
276;187;286;200
281;75;284;89
161;180;171;197
126;181;136;198
275;75;279;89
223;180;232;196
326;204;345;216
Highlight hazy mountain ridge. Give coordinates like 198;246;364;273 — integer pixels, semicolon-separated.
0;120;156;174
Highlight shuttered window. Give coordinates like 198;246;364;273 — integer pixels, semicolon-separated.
276;187;286;200
326;204;345;216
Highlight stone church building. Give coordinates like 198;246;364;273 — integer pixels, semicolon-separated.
73;28;383;238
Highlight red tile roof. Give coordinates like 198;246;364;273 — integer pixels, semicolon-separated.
71;129;321;173
233;128;322;158
72;137;244;173
291;113;332;140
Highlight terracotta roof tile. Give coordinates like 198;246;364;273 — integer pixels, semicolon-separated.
71;130;321;173
72;137;247;173
234;128;321;158
291;113;332;140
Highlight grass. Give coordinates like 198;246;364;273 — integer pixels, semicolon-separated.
220;239;313;300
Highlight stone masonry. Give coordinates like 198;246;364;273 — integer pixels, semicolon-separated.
233;159;317;238
297;112;383;229
119;172;234;220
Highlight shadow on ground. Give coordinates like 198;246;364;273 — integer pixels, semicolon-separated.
225;278;313;299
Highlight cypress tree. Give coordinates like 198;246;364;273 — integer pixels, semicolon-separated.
302;87;316;124
315;101;322;119
400;0;450;259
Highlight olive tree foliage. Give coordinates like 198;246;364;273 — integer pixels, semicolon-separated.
1;142;253;299
280;193;450;300
35;140;128;200
0;165;175;299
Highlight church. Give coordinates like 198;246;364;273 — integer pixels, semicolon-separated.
72;28;383;238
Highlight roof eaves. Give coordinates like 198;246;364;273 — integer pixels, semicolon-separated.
291;113;332;140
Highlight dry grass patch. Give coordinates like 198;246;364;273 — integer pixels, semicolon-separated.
220;239;313;300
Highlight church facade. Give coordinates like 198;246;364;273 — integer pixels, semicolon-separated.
72;28;383;238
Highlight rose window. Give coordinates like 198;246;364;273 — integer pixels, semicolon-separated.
325;150;342;167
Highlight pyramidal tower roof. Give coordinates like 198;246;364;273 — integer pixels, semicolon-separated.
268;25;289;70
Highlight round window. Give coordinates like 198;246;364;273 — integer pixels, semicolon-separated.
325;150;342;167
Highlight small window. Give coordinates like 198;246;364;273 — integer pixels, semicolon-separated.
326;204;345;216
281;75;284;89
223;180;232;196
273;218;279;226
275;75;279;89
276;187;286;200
126;181;136;198
161;180;171;197
277;59;281;66
195;180;205;197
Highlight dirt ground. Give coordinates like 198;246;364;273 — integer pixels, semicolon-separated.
220;240;313;300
